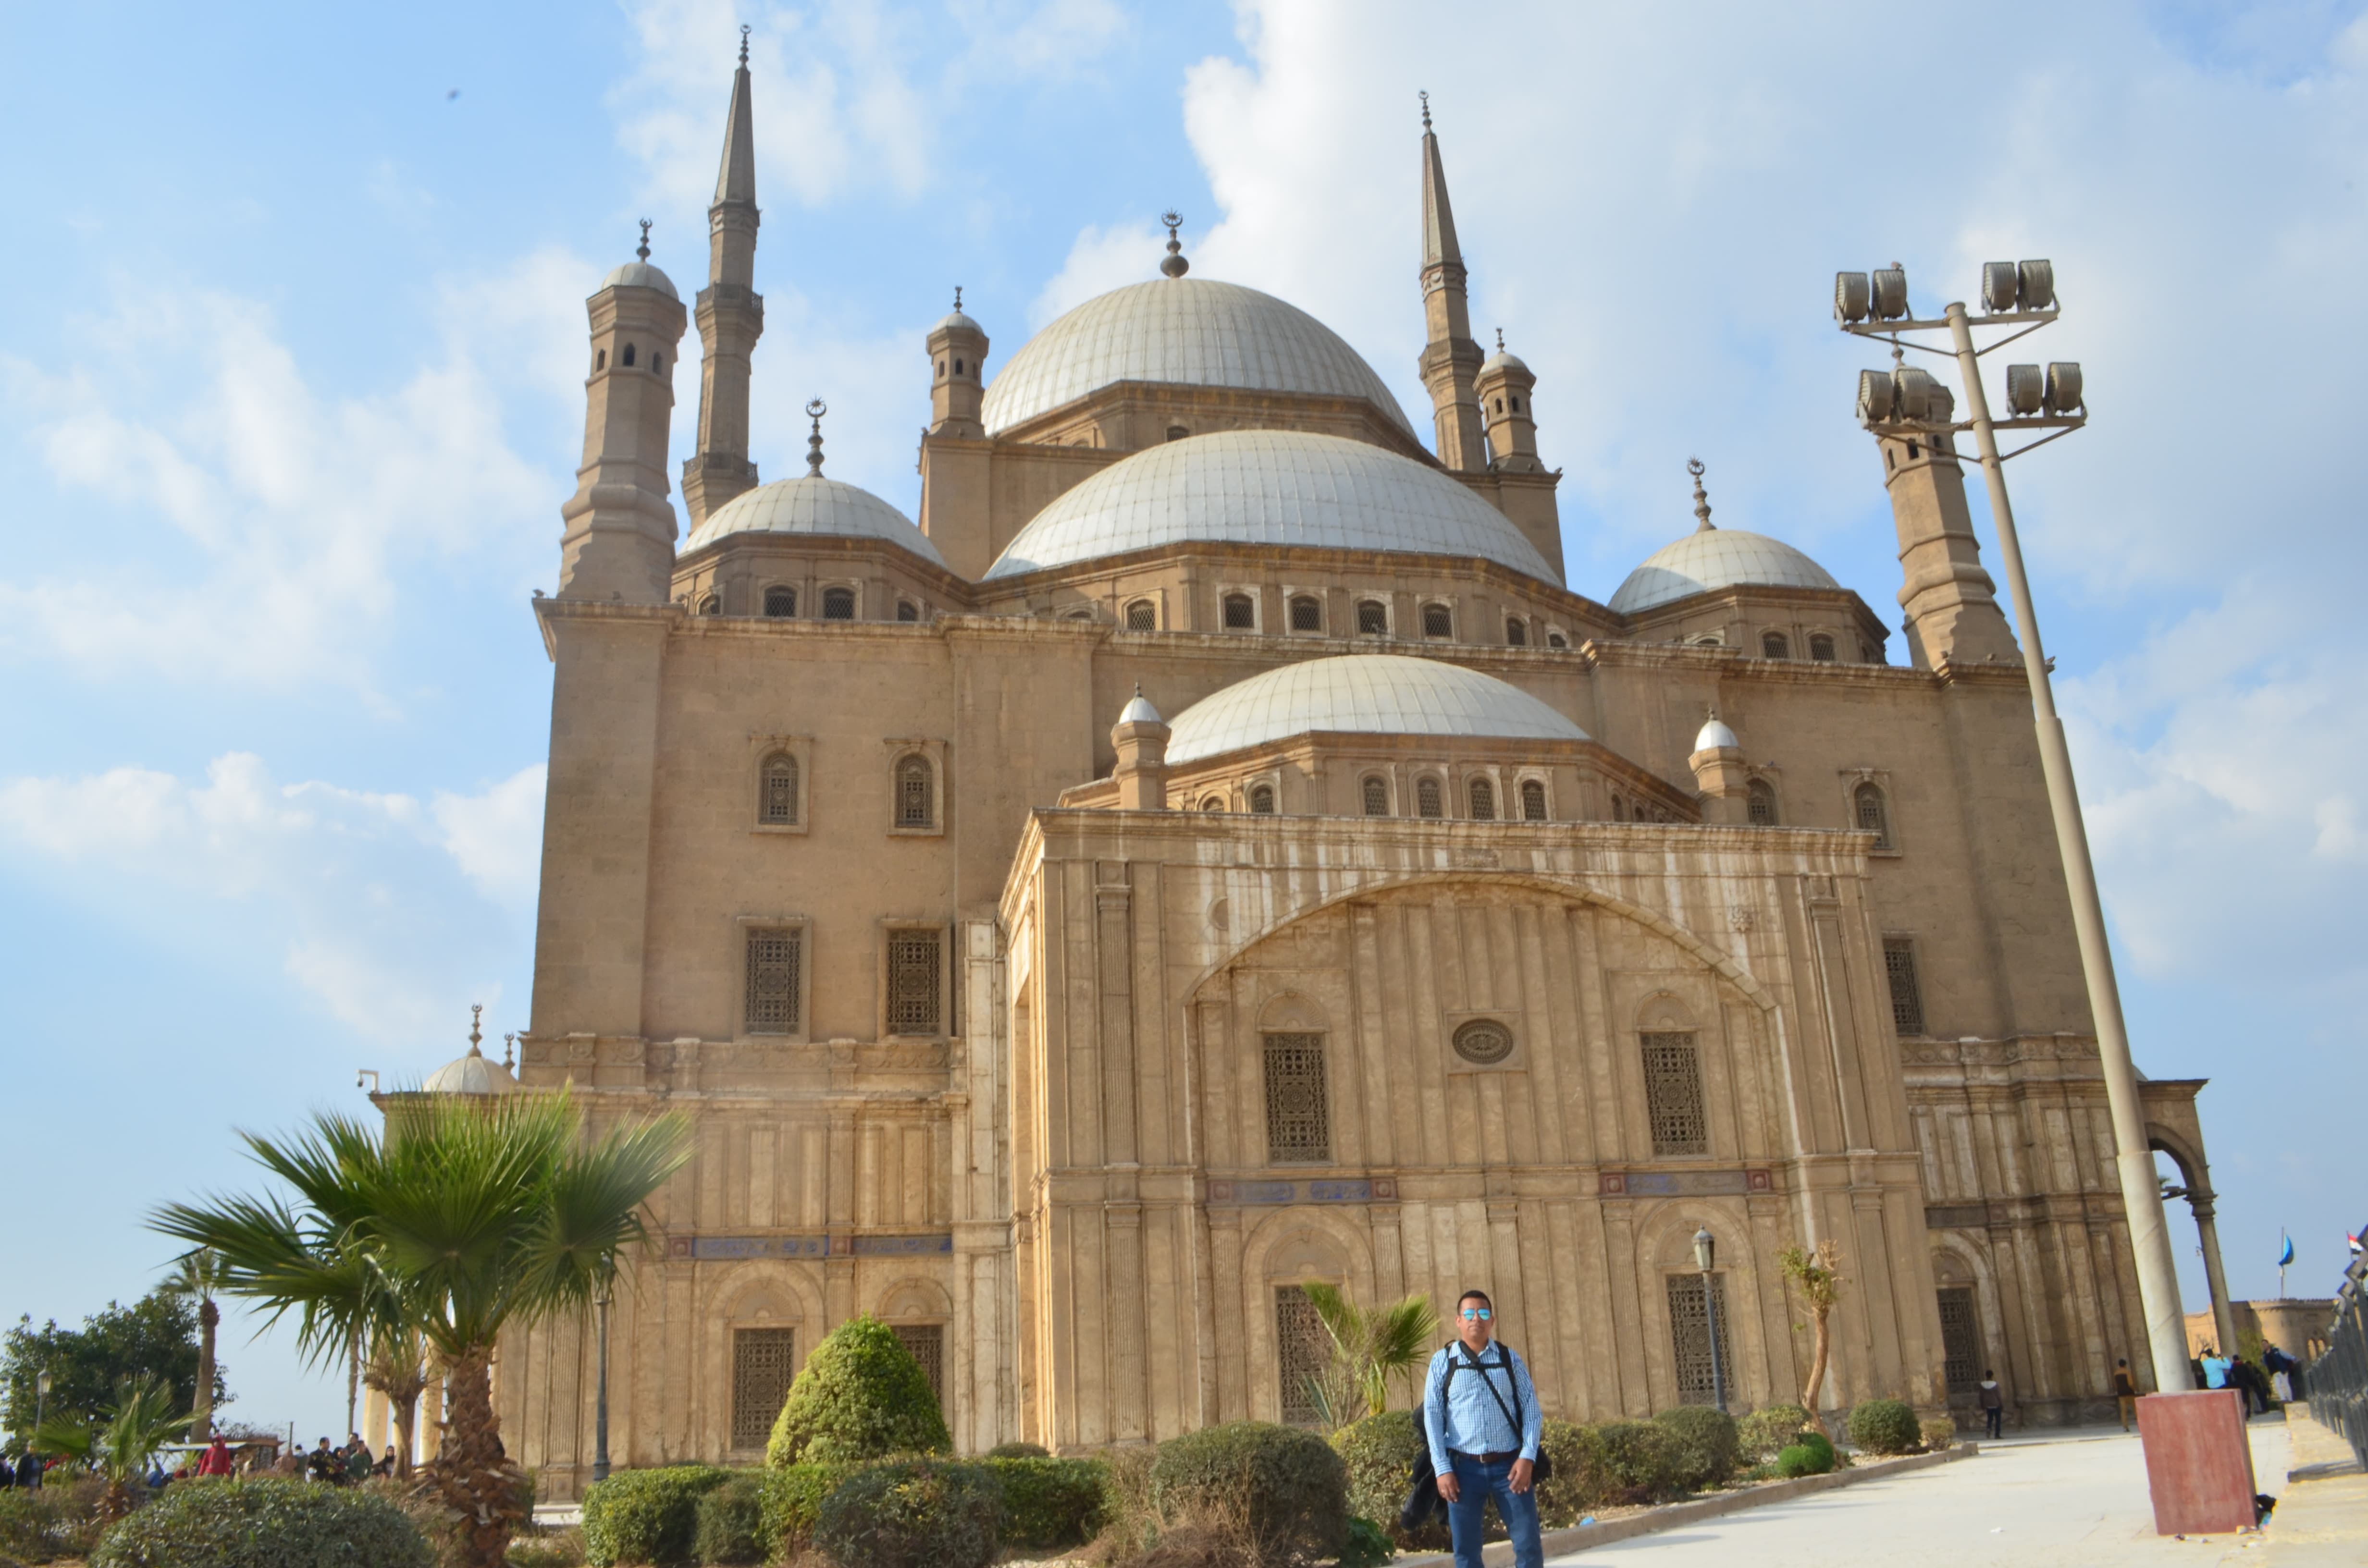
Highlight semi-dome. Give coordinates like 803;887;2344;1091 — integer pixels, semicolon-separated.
683;474;947;568
1609;528;1839;614
980;278;1414;438
983;430;1560;583
1165;654;1588;764
600;260;679;301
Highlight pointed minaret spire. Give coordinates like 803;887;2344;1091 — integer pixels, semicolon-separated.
682;30;766;527
1417;93;1486;472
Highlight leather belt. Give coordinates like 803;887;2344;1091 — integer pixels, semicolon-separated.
1450;1448;1522;1465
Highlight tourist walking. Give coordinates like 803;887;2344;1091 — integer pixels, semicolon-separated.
1978;1370;2005;1439
196;1435;235;1478
1423;1289;1545;1568
2113;1359;2138;1432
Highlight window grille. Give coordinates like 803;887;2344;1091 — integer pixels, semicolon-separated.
1222;593;1256;630
892;1323;945;1400
1275;1286;1329;1426
761;755;799;825
1422;603;1453;638
731;1327;796;1450
897;600;919;622
1505;618;1528;647
1362;777;1390;817
1416;777;1443;819
897;757;934;827
698;594;721;616
1126;600;1157;631
1521;780;1547;821
1884;938;1925;1036
1809;633;1837;662
1854;784;1892;848
1547;631;1568;649
822;586;856;620
1665;1275;1732;1407
1166;425;1190;441
1357;600;1388;636
1289;596;1321;632
1936;1288;1980;1392
1761;632;1790;659
744;928;802;1034
1641;1031;1707;1155
1746;779;1776;826
1468;777;1495;820
1249;784;1276;815
764;586;796;618
1263;1033;1331;1162
888;931;942;1035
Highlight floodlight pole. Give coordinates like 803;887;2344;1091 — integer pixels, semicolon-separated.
1940;301;2190;1398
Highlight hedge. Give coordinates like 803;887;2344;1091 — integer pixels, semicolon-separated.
981;1456;1106;1548
1736;1403;1820;1462
581;1465;729;1567
765;1315;949;1467
88;1477;432;1568
691;1473;766;1566
755;1463;852;1562
813;1458;1001;1568
1775;1429;1836;1477
1651;1406;1740;1491
1594;1421;1682;1504
1847;1398;1923;1456
1152;1421;1348;1566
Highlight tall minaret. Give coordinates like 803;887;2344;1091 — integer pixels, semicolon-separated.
681;28;765;527
1875;373;2020;669
1417;93;1486;473
557;224;688;603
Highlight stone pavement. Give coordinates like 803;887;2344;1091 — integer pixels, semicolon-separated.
1544;1410;2364;1567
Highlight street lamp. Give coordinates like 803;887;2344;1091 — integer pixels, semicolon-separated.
1835;260;2188;1398
592;1270;615;1485
1693;1227;1726;1413
33;1369;51;1433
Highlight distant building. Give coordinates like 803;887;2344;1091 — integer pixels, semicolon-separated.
2186;1300;2335;1363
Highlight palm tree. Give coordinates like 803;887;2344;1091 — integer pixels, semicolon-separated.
164;1248;228;1441
1301;1284;1441;1431
34;1375;195;1520
154;1089;690;1568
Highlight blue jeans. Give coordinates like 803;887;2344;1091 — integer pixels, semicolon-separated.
1446;1450;1542;1568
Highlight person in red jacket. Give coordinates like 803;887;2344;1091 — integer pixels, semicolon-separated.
195;1436;236;1478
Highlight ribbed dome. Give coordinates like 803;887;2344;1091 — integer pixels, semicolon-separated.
983;430;1559;583
683;475;947;567
1166;654;1588;764
423;1045;518;1096
981;278;1413;438
1609;528;1839;614
600;260;679;301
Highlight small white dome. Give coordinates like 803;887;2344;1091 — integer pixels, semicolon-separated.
981;278;1413;438
600;260;679;301
985;430;1560;584
1694;715;1739;752
423;1045;518;1096
1480;347;1530;379
1118;691;1163;725
1609;528;1839;614
936;308;983;335
683;475;947;567
1165;654;1588;765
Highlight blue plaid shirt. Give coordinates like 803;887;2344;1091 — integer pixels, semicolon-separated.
1424;1338;1543;1474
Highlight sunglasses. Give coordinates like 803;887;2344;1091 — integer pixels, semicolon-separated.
1460;1308;1492;1321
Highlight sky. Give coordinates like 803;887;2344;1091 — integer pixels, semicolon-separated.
3;0;2364;1435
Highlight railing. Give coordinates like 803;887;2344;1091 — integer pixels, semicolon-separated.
2305;1252;2368;1470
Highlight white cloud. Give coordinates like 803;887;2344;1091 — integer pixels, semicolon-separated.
432;764;549;912
1030;219;1169;328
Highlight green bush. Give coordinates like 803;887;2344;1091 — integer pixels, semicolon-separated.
1533;1419;1611;1525
691;1473;765;1566
1339;1515;1394;1568
0;1490;68;1564
986;1441;1050;1459
765;1316;949;1468
1920;1414;1956;1453
983;1456;1105;1548
1775;1430;1836;1478
88;1477;432;1568
1652;1406;1740;1491
1846;1399;1923;1457
1329;1411;1422;1541
813;1458;1001;1568
1151;1421;1349;1568
1735;1403;1819;1462
1594;1421;1681;1504
755;1463;852;1562
580;1465;729;1567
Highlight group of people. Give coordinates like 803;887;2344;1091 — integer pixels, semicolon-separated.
2195;1346;2284;1415
300;1433;396;1485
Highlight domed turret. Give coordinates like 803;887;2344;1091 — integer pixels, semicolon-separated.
1476;329;1541;474
926;287;990;440
422;1007;519;1097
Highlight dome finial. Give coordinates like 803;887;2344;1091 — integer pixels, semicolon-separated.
1495;327;1505;352
636;218;652;262
503;1031;516;1071
468;1003;484;1055
1159;210;1188;279
1688;456;1714;533
739;22;750;65
1420;89;1432;131
952;284;962;312
804;399;828;475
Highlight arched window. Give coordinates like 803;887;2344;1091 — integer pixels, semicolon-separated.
1510;395;1522;413
823;587;856;620
1422;603;1454;639
1289;595;1321;632
1747;778;1777;826
896;756;934;828
1520;779;1547;821
1357;600;1388;636
1361;776;1390;816
1468;777;1495;820
1854;782;1893;849
897;600;919;622
1166;425;1190;442
1493;397;1504;414
1125;600;1157;631
937;358;945;378
951;357;963;375
595;348;607;371
1505;617;1528;647
1641;1031;1707;1155
621;343;636;367
1200;796;1226;812
1248;784;1276;815
1416;776;1444;819
698;593;721;616
1263;1032;1331;1162
1809;633;1837;662
760;754;799;825
651;353;662;374
1222;592;1256;630
1547;631;1568;649
1761;631;1789;659
763;586;795;618
1065;609;1093;622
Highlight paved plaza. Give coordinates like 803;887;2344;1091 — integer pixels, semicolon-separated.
1549;1409;2365;1567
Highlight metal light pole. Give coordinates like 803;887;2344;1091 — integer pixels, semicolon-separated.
1693;1227;1726;1413
1837;262;2190;1398
33;1369;51;1444
592;1272;614;1485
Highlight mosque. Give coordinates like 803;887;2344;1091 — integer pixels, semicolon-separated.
429;46;2234;1489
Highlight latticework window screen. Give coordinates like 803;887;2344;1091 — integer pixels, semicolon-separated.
1416;778;1443;818
888;931;942;1035
1126;600;1156;631
1665;1275;1732;1406
1274;1286;1329;1426
1884;939;1925;1035
1747;779;1776;826
761;756;798;824
1855;784;1892;848
1357;600;1388;635
892;1323;945;1400
1521;780;1547;821
1362;777;1390;816
897;758;933;827
731;1328;795;1449
745;929;802;1034
1468;778;1495;820
1263;1033;1331;1163
1641;1032;1707;1155
1936;1287;1980;1392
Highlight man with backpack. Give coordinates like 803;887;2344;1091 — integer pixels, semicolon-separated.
1423;1288;1545;1568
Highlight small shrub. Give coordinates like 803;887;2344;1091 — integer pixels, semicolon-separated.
0;1490;67;1564
765;1315;949;1468
1847;1399;1923;1457
1593;1421;1681;1505
1084;1445;1158;1564
813;1458;1001;1568
987;1441;1050;1459
984;1456;1105;1549
89;1477;432;1568
691;1473;766;1565
1329;1411;1426;1544
508;1525;587;1568
756;1463;853;1562
1651;1406;1740;1491
580;1465;729;1567
1533;1419;1611;1525
1151;1421;1348;1568
1774;1430;1836;1478
1338;1516;1394;1568
1735;1404;1819;1463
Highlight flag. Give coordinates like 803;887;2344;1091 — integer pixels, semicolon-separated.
2279;1234;2294;1267
2350;1231;2363;1256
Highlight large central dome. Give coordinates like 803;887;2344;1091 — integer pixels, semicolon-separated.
983;430;1560;583
980;279;1415;438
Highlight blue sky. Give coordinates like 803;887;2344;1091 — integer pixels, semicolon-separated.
4;0;2364;1434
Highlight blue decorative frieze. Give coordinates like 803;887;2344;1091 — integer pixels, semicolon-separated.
1597;1169;1773;1198
671;1234;830;1261
1206;1177;1398;1205
850;1233;955;1256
